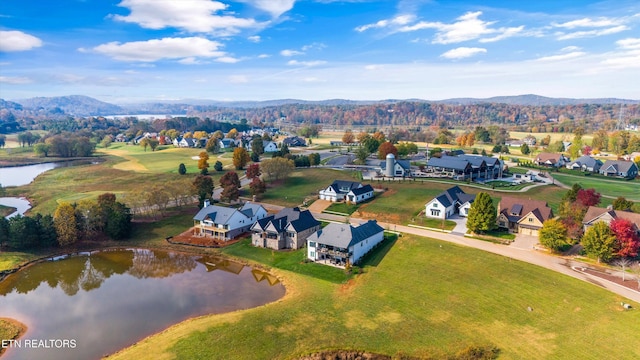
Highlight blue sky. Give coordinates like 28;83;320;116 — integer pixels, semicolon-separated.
1;0;639;103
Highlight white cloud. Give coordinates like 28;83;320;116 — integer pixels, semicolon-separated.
601;37;640;69
561;46;581;52
0;30;43;52
0;76;32;84
536;51;586;62
615;37;640;50
228;75;249;83
257;54;270;58
280;49;304;56
302;42;326;51
355;14;415;32
237;0;296;18
364;64;384;70
553;17;620;29
287;60;327;66
248;35;261;43
216;56;241;63
555;25;628;40
112;0;259;34
397;11;523;44
440;47;487;59
90;37;226;62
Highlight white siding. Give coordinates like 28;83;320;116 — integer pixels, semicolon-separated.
351;231;384;264
425;199;449;219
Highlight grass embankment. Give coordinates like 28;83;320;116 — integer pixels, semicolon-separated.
0;318;27;356
0;205;16;217
111;233;640;359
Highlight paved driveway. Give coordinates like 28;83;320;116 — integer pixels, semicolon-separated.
449;215;467;235
511;233;539;250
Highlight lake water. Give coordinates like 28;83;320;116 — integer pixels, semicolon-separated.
0;249;284;360
0;163;61;187
0;197;31;218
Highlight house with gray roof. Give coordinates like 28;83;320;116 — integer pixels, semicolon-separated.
193;202;268;241
425;186;476;219
307;220;384;267
566;155;603;172
426;155;502;180
251;207;320;250
599;160;638;179
582;206;640;234
319;180;373;203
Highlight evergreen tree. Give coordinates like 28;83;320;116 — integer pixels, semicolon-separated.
214;160;223;172
178;163;187;175
466;192;497;234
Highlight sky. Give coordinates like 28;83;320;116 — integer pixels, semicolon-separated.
0;0;639;103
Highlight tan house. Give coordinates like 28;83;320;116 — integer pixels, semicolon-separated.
534;152;569;168
497;197;554;236
582;206;640;234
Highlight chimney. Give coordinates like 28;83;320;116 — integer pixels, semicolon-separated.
204;199;211;208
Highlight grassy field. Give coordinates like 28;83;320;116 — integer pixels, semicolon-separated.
551;173;640;201
0;318;26;356
111;233;640;360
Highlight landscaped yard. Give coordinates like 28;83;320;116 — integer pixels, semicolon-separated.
413;217;457;231
110;233;640;360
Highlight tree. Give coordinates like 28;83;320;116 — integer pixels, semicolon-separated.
562;183;583;203
246;163;261;179
178;163;187;175
582;222;617;263
206;137;220;154
377;141;398;159
251;152;260;162
612;197;634;211
355;146;370;164
54;202;78;246
0;135;5;148
148;138;160;151
261;157;295;181
198;151;210;173
609;218;640;258
249;177;266;197
612;258;632;281
192;175;214;208
214;160;223;172
520;143;530;155
232;147;250;170
466;193;497;234
538;219;568;252
308;153;321;166
251;137;264;155
104;202;132;240
576;188;601;207
100;135;113;148
139;137;150;151
33;143;52;157
226;128;238;139
220;171;241;203
342;129;355;144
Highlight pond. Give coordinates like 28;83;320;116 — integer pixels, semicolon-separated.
0;160;99;188
0;197;31;219
0;249;285;360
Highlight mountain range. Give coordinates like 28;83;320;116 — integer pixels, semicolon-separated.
2;94;639;117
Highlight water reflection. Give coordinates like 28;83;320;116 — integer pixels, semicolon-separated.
0;249;284;360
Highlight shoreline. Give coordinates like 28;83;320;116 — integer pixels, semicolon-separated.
0;317;28;357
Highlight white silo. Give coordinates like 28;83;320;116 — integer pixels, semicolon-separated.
386;153;395;177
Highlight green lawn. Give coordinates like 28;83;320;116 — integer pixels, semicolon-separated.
412;217;457;231
551;173;640;201
111;233;640;360
261;168;361;207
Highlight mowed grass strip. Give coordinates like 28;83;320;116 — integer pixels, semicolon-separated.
551;173;640;201
110;233;640;360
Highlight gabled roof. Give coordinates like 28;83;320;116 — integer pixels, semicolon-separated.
600;160;637;174
253;207;319;233
239;202;265;218
426;156;471;171
458;154;501;167
308;220;384;249
379;159;411;171
498;196;553;222
583;206;640;227
328;180;362;194
568;155;601;168
193;205;239;224
430;186;475;208
535;152;562;163
349;184;374;196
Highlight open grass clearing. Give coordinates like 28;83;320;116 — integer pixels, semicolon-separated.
551;173;640;201
111;233;640;359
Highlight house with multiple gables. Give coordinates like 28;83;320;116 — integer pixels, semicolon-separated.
598;160;638;179
534;152;569;168
247;140;278;153
566;155;603;172
174;137;198;148
307;220;384;267
426;155;502;181
425;186;476;219
193;202;268;241
219;138;240;150
497;196;553;236
251;207;321;250
582;206;640;234
282;136;307;147
319;181;374;203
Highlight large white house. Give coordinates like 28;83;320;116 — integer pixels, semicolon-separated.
424;186;475;219
319;180;373;203
193;202;268;241
307;220;384;267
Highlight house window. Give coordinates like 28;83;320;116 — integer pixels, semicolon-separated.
528;218;533;223
433;203;438;208
309;241;316;248
431;209;441;216
310;251;315;258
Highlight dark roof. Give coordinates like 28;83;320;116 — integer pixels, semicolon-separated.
569;155;601;168
253;207;319;233
329;180;363;194
458;154;501;167
498;196;553;222
379;159;411;170
600;160;637;174
349;184;374;196
430;186;474;208
308;220;384;248
426;156;471;171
